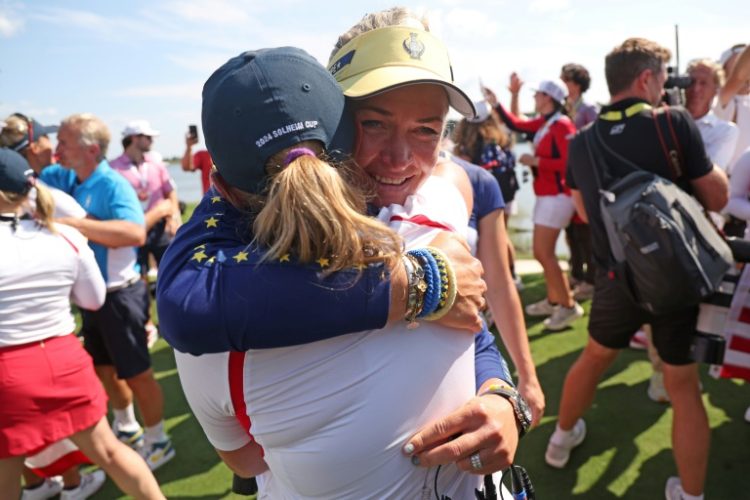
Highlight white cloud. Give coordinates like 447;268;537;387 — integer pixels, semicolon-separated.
435;8;499;40
112;82;203;100
528;0;571;14
167;52;235;75
0;102;58;120
159;0;251;25
0;11;23;37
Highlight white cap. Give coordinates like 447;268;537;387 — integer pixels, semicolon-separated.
122;119;160;138
467;101;491;123
719;44;746;67
532;79;568;106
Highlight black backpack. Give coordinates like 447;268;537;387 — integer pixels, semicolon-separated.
583;108;733;315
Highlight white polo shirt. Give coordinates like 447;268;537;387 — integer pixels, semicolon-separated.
714;94;750;173
694;111;739;172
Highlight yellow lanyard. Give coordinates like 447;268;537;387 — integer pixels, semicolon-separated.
599;102;652;121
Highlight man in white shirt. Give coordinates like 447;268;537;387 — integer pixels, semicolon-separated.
686;59;739;172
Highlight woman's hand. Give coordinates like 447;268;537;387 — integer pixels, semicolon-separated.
519;153;537;167
402;387;519;474
428;232;487;333
518;377;545;428
508;72;524;94
481;85;498;107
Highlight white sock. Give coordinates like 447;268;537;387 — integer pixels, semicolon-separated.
552;423;574;441
681;491;704;500
144;421;168;444
113;404;139;431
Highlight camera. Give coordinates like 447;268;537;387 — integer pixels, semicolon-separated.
690;331;726;365
662;66;692;106
664;66;692;90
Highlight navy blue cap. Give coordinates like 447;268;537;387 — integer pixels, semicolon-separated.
0;148;34;195
202;47;353;194
7;115;58;152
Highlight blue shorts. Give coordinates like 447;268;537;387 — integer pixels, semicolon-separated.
81;280;151;378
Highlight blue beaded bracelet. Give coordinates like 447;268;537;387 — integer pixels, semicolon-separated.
407;248;442;318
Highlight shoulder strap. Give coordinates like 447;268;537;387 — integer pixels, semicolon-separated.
652;107;683;180
582;128;605;191
591;121;645;174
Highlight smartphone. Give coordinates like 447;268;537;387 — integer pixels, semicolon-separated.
188;124;199;141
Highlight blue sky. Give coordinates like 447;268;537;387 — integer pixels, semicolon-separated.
0;0;746;157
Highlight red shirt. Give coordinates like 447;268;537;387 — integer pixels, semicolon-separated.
496;104;576;196
194;150;213;194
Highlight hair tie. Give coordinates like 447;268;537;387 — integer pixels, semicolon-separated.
283;147;317;166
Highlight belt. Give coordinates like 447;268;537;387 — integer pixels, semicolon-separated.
107;275;141;293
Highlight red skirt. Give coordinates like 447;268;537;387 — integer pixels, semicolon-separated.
0;334;108;458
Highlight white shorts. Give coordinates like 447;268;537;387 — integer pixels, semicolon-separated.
533;194;576;229
504;199;518;216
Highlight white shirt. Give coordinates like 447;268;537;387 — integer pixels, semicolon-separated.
25;181;87;219
175;176;484;499
724;149;750;230
714;94;750;173
0;220;105;346
694;111;739;172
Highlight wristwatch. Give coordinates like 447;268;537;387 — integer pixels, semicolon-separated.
480;384;532;438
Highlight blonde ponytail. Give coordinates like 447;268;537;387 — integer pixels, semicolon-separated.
33;183;57;232
253;147;401;274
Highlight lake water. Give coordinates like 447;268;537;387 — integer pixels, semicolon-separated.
167;141;569;257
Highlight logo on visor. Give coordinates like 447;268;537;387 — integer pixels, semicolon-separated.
403;33;425;60
329;50;356;76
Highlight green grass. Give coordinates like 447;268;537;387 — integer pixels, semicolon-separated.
89;209;748;498
508;274;749;499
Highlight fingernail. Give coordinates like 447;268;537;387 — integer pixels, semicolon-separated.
403;443;415;455
411;455;420;466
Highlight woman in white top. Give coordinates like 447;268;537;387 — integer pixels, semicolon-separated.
0;148;163;499
173;15;522;499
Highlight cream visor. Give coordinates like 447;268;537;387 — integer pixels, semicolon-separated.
328;26;475;118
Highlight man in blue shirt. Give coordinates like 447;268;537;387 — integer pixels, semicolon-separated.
42;113;175;471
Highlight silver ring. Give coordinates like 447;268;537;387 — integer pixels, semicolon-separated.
470;452;483;470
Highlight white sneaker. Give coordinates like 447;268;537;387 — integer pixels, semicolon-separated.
142;438;176;471
744;405;750;423
664;476;700;500
629;329;648;350
114;423;145;449
545;418;586;468
648;372;670;404
22;477;63;500
525;298;556;317
60;470;106;500
145;323;159;350
543;303;584;331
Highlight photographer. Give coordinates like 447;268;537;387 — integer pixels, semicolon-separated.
546;38;728;500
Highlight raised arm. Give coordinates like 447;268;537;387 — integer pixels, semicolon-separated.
157;189;488;354
181;134;199;172
718;44;750;108
494;102;547;135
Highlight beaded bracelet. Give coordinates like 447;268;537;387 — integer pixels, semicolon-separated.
407;248;442;318
402;253;427;329
423;247;458;321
